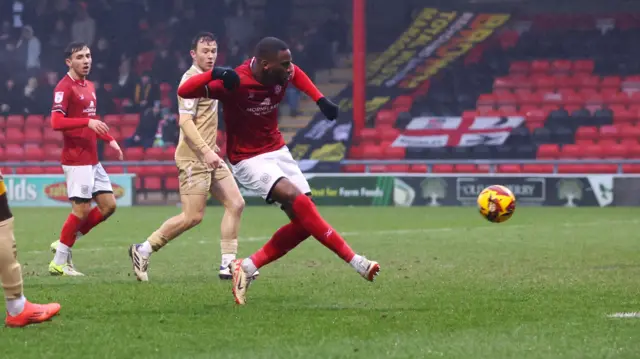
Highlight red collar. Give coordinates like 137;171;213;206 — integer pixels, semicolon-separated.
67;73;87;86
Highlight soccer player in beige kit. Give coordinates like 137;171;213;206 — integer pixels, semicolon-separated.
128;32;256;281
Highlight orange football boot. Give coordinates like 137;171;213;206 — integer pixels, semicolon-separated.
5;301;61;328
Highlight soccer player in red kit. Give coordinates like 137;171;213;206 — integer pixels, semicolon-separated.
178;37;380;305
48;42;123;276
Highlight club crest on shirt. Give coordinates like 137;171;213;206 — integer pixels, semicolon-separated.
54;91;64;103
274;85;282;94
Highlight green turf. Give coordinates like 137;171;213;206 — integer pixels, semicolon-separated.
1;206;639;359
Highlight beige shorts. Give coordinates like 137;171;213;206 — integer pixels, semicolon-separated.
176;160;231;195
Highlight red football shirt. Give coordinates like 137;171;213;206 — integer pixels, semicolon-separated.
51;74;99;166
206;59;289;164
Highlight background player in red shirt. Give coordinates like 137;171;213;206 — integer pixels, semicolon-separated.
179;37;380;305
48;42;123;277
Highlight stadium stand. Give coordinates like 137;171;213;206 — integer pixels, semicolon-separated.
0;0;348;197
345;13;640;174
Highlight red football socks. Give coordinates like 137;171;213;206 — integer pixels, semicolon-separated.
78;207;105;235
59;214;83;247
291;194;356;263
250;220;309;268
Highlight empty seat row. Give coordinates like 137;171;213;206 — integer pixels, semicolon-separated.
342;163;638;174
509;59;595;74
537;143;640;159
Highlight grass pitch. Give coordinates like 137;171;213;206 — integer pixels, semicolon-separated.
1;206;639;359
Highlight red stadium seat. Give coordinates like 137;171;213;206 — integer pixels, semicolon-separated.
342;165;365;173
361;145;383;159
348;146;365;159
165;176;179;191
122;114;140;127
162;146;176;160
599;125;620;141
476;164;490;173
5;115;23;128
551;59;572;73
145;166;166;176
537;144;560;159
5;128;25;145
572;59;594;74
375;110;397;126
575;139;594;146
522;164;554;173
559;144;581;159
432;164;454;173
454;164;477;173
379;127;400;143
629;144;640;158
24;128;43;144
143;176;162;191
15;167;44;174
386;164;409;173
163;166;178;176
44;130;63;145
383;146;405;159
409;164;427;173
619;125;640;141
121;126;136;138
509;61;530;74
587;164;618;174
497;164;521;173
622;164;640;173
575;126;598;141
126;147;145;161
613;108;635;124
530;60;551;74
368;165;387;173
495;92;517;105
43;166;63;174
557;164;589;173
357;128;378;144
5;145;25;161
43;145;62;161
145;147;164;160
476;94;496;107
582;144;603;159
24;147;44;161
103;114;121;126
392;95;413;110
24;115;45;129
104;166;124;174
603;143;629;159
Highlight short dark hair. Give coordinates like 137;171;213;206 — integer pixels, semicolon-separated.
191;32;216;50
64;42;89;59
254;37;289;61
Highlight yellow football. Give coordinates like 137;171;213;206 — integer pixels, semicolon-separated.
477;185;516;223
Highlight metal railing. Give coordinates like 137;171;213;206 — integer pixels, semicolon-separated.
1;159;639;174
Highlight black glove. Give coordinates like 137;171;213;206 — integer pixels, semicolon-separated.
316;97;339;120
211;67;240;90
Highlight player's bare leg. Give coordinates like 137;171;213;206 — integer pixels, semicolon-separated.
0;177;61;327
235;178;379;302
129;194;206;281
208;175;251;279
50;191;116;270
49;199;93;276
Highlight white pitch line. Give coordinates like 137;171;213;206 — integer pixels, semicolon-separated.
22;218;639;256
607;312;640;318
